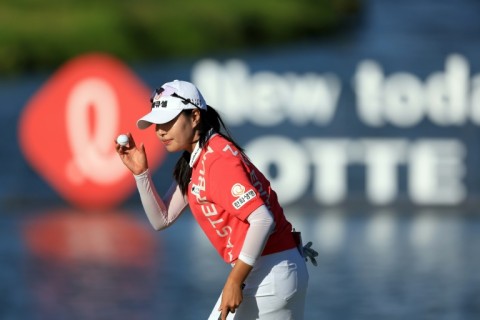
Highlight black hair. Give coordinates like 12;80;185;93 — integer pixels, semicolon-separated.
173;106;246;195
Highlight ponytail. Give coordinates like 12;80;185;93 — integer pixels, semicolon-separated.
173;106;245;195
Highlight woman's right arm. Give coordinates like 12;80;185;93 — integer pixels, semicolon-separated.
134;169;188;230
114;133;187;230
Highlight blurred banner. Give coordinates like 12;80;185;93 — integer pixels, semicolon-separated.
3;0;480;209
191;53;478;207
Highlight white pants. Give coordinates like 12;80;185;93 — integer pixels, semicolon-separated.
208;248;309;320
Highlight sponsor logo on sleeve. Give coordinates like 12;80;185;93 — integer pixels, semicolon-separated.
231;183;256;209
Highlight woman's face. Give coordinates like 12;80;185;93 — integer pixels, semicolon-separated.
155;110;200;153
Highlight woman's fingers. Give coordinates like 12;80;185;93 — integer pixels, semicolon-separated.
219;299;240;320
126;132;136;148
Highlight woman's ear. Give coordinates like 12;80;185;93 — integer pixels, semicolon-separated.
191;109;201;127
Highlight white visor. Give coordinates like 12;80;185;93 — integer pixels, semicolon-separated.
136;80;207;129
136;96;196;129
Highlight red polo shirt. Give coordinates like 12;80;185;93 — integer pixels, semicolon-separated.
187;134;296;264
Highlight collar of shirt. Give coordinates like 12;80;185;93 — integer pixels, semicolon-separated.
189;129;216;168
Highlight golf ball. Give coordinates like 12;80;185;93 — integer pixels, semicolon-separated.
116;134;129;146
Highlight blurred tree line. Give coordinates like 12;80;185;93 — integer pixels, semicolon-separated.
0;0;361;76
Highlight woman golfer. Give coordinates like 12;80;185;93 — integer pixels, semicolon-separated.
116;80;311;319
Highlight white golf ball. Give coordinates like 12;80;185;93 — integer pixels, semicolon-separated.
116;134;129;146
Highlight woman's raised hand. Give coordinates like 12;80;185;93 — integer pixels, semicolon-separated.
115;132;149;175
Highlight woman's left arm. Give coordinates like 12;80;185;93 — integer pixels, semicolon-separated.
218;205;275;319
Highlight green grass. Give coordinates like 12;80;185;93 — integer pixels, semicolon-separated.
0;0;361;76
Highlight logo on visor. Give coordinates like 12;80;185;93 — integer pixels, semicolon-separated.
152;100;167;109
18;53;166;209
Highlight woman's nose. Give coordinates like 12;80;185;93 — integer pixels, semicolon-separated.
155;124;167;135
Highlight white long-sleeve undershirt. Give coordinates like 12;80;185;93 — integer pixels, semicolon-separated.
239;206;275;266
134;169;188;230
134;169;275;266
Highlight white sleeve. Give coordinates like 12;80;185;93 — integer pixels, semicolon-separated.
134;169;188;230
238;205;276;266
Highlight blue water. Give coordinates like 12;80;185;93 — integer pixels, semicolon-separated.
1;206;479;320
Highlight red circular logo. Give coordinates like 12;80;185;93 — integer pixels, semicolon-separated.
18;53;166;209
